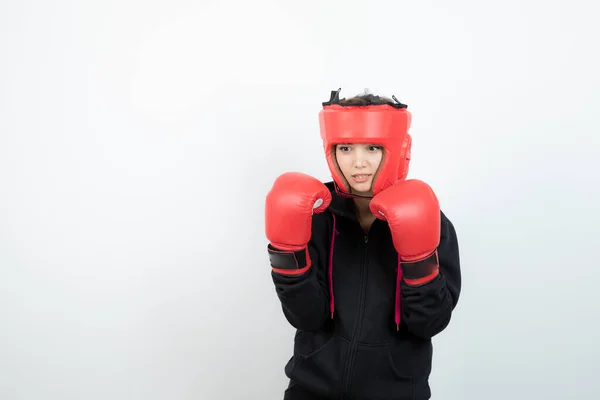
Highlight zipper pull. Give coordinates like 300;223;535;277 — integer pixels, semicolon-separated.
364;235;368;243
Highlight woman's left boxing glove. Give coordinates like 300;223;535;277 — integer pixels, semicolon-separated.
370;179;441;286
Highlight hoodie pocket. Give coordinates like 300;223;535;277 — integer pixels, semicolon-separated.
286;331;348;399
349;343;414;400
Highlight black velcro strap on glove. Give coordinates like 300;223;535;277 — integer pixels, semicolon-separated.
267;244;309;272
400;250;439;286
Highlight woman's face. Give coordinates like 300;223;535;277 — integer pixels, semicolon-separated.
335;143;383;195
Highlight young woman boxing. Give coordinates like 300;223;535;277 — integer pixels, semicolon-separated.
265;89;462;400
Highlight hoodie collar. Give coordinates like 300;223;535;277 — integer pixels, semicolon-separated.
325;181;360;222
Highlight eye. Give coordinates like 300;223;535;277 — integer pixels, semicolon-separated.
338;145;351;152
368;145;382;151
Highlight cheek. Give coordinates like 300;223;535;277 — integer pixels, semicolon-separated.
371;152;383;168
369;152;383;169
335;153;352;174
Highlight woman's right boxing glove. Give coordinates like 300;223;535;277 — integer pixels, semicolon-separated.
265;172;331;275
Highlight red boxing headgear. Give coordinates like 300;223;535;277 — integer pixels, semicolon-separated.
318;89;412;198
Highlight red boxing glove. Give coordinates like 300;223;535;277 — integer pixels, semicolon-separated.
265;172;331;275
370;179;441;286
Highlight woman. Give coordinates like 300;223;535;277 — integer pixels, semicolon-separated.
265;89;462;400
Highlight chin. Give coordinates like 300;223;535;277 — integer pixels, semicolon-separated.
349;181;374;195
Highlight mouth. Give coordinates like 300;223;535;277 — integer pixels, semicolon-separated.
351;173;372;183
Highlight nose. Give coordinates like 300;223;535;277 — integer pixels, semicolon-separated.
353;148;367;168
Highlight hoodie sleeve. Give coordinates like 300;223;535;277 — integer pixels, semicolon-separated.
400;211;462;339
270;241;331;332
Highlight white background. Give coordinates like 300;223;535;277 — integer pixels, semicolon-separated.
1;0;599;399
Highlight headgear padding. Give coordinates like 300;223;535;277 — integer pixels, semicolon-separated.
318;89;412;198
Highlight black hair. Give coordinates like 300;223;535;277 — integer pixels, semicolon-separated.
322;88;407;108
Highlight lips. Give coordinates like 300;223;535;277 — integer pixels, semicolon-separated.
351;173;371;183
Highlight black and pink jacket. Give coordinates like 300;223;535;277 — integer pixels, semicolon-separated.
270;181;462;400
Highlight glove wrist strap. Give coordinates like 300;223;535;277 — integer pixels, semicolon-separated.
268;243;311;276
400;250;439;286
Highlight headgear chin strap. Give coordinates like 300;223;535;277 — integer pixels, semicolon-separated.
318;88;413;198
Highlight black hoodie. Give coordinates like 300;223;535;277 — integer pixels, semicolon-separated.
271;182;462;400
